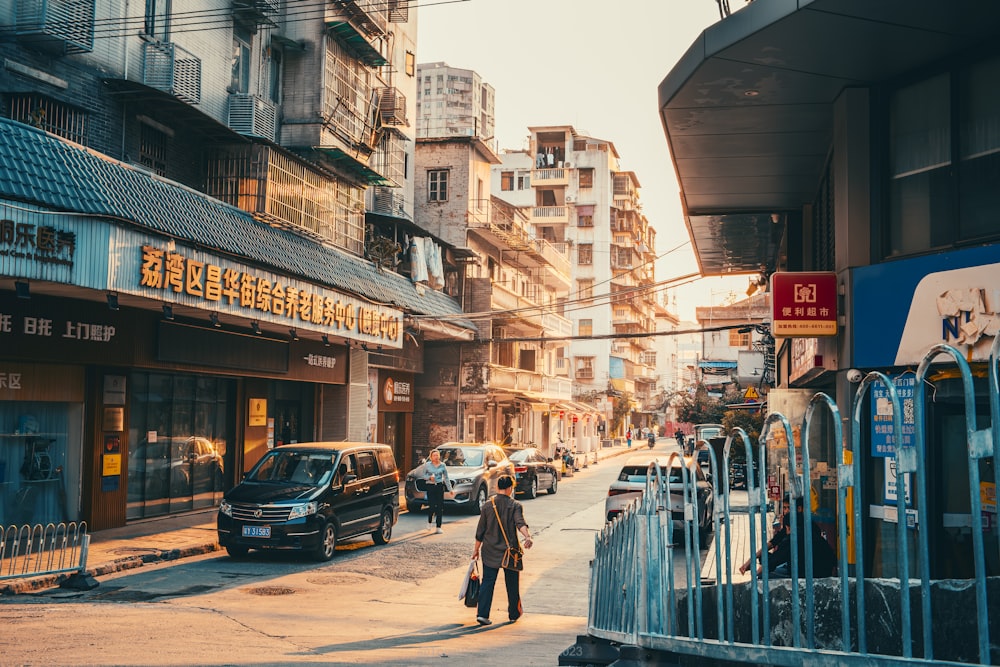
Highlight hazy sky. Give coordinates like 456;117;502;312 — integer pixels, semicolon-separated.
415;0;749;321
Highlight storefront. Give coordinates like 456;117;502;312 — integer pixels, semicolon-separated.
371;369;414;472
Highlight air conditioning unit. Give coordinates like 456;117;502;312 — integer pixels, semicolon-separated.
228;93;276;141
565;194;576;203
564;162;573;168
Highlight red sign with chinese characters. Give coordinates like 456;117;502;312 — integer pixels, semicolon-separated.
770;271;838;337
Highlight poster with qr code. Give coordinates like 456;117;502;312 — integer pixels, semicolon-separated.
870;374;916;457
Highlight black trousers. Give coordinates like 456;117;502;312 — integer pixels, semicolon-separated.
476;565;521;621
426;483;444;527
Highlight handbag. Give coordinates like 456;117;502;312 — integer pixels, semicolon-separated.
493;498;524;570
463;560;481;608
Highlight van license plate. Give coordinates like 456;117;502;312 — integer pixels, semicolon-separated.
242;525;271;538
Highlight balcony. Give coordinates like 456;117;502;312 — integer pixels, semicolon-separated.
491;283;571;336
143;41;201;105
16;0;95;54
531;167;569;187
489;365;543;393
326;0;388;67
532;206;568;224
329;0;387;37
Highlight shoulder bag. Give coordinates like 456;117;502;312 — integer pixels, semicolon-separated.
493;498;523;570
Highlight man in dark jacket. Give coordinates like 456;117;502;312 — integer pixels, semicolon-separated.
471;475;533;625
769;498;837;578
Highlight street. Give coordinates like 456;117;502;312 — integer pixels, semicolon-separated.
0;442;693;666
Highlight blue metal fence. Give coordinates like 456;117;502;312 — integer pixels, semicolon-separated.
1;522;89;581
587;342;998;665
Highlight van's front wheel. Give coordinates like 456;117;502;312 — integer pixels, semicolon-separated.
314;522;337;561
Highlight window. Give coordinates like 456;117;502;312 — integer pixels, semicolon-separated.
577;279;594;303
231;24;252;94
578;213;593;227
428;170;449;201
886;54;1000;257
578;243;593;265
139;122;168;176
268;48;282;104
9;94;86;144
500;171;514;191
579;168;594;188
357;451;376;479
405;51;415;77
576;357;595;379
143;0;169;39
579;319;593;337
517;172;530;190
729;329;751;348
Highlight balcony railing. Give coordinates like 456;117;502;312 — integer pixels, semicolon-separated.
491;283;571;336
531;167;569;186
532;206;568;224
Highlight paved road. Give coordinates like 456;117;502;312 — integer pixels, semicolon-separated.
1;444;670;666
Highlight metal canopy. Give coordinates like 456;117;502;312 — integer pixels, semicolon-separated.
657;0;1000;276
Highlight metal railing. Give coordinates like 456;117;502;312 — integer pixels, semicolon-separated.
587;340;999;666
1;522;89;581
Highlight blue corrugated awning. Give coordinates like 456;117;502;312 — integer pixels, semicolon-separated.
0;117;473;331
698;360;738;369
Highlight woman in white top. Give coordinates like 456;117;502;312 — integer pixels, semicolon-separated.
423;449;452;533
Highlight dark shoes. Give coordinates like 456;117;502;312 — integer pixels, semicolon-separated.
508;612;521;623
476;617;492;626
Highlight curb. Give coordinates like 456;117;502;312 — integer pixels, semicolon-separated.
1;543;221;597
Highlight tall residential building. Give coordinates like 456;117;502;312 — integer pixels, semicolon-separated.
415;62;495;141
0;0;476;530
495;126;662;441
411;131;578;460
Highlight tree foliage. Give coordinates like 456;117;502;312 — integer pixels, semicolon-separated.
673;383;766;461
611;393;632;434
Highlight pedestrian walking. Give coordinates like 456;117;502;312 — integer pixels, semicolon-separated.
471;475;533;625
422;449;451;534
626;428;632;448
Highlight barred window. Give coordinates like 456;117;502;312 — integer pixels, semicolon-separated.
139;123;168;177
9;94;86;144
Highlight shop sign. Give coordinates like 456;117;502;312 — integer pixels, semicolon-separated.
379;371;413;412
0;311;116;342
0;218;76;268
771;271;838;337
135;243;402;347
248;398;267;427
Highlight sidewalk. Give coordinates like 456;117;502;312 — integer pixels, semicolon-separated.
2;440;638;596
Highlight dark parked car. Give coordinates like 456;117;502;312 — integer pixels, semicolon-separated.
405;443;514;514
217;442;399;561
503;447;559;498
129;436;224;499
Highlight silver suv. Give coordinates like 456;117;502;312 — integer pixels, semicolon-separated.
605;454;715;548
405;443;514;514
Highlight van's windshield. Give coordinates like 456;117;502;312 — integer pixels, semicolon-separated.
248;451;336;485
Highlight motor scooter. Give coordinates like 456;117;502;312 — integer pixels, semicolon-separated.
647;433;656;449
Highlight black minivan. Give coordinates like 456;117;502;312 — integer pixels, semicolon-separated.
217;442;399;561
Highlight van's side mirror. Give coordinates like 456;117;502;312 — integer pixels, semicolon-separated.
487;461;498;469
546;457;554;463
343;473;358;485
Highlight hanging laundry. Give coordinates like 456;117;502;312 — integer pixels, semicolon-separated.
410;236;429;283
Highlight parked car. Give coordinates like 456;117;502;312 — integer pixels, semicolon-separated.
217;442;399;561
728;461;747;490
405;443;514;514
503;447;559;498
129;436;224;499
605;454;715;548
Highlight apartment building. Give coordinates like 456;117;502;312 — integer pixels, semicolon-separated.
495;126;662;444
412;129;576;458
0;0;475;529
415;62;495;142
